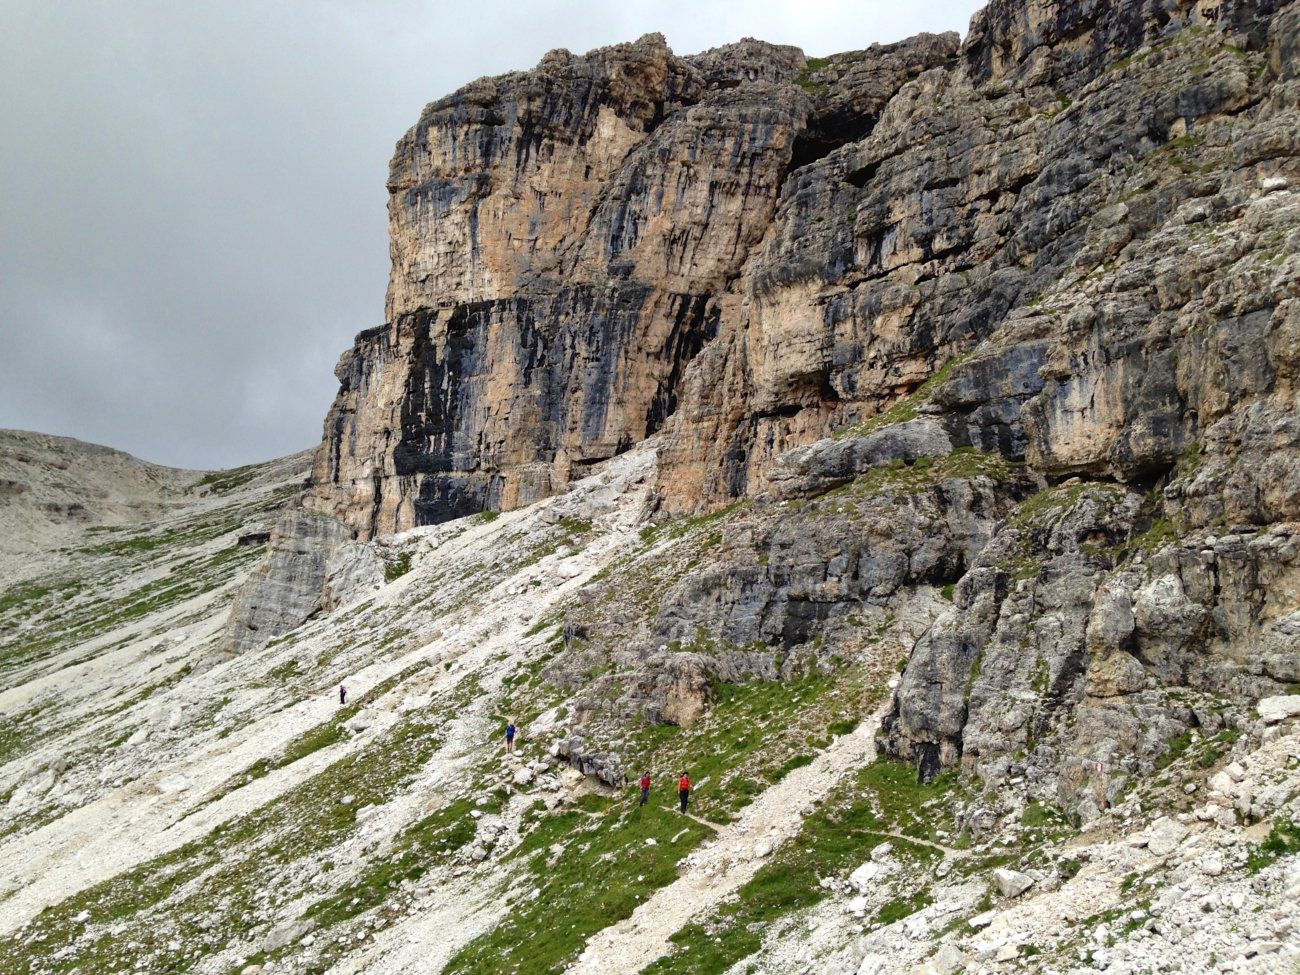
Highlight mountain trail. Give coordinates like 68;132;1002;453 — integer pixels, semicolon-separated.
566;712;885;975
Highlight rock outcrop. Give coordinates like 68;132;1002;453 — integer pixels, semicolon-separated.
218;507;354;658
658;0;1297;508
302;31;961;539
224;0;1299;821
296;0;1297;540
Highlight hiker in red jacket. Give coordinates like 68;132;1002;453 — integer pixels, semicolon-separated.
639;772;651;806
678;772;691;813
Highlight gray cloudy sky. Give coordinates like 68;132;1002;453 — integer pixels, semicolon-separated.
0;0;983;470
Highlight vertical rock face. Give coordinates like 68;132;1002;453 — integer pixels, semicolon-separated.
656;0;1297;509
306;35;809;536
218;508;354;659
303;31;961;538
227;0;1300;819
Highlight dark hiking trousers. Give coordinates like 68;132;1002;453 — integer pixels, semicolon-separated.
640;787;649;806
679;788;689;813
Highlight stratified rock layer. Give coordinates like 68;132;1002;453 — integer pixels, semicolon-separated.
228;0;1300;819
304;31;960;537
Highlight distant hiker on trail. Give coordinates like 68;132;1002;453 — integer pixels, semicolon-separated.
505;721;517;754
678;772;691;813
639;772;651;806
339;685;348;705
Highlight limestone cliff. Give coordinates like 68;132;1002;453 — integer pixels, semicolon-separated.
12;5;1300;971
303;0;1297;536
227;0;1299;813
303;31;959;537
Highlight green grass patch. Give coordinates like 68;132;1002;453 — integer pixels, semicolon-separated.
446;803;714;975
644;760;951;975
1246;819;1300;872
640;502;746;547
874;888;934;925
385;551;413;582
770;753;815;782
305;796;480;929
794;56;832;93
617;668;871;824
835;351;972;440
195;463;262;494
1;714;445;975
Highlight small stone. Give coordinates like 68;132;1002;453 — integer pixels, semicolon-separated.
993;867;1035;898
1145;817;1188;856
848;861;882;892
922;944;968;975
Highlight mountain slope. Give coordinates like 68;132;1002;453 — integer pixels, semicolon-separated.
1;434;1296;975
4;1;1300;974
0;429;202;583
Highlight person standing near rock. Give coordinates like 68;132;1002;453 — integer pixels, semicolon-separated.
678;772;691;813
339;684;347;705
639;772;651;806
505;721;516;754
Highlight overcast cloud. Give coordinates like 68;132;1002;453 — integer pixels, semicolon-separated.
0;0;984;470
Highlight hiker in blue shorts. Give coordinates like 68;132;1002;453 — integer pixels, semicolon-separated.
505;721;517;754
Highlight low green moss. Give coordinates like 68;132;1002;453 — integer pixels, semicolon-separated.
835;352;972;440
195;464;261;494
644;760;955;975
1;714;445;975
794;56;833;93
874;889;934;925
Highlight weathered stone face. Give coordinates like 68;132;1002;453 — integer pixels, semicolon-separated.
305;34;834;536
304;31;963;538
657;0;1299;511
228;1;1300;820
217;507;355;659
